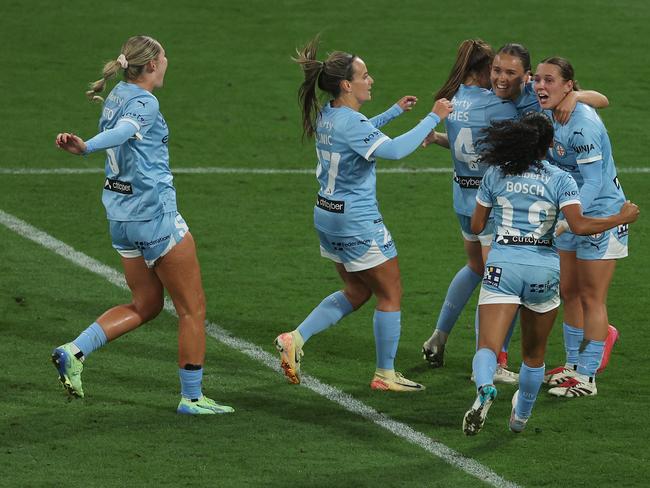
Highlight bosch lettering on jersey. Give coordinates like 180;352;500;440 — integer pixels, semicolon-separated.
505;181;545;196
495;235;553;247
454;174;482;189
316;195;345;213
104;178;133;195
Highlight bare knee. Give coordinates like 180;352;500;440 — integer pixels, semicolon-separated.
344;286;372;310
133;293;164;323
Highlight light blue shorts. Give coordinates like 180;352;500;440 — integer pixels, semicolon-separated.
555;225;628;260
318;224;397;272
457;213;494;246
109;211;189;267
479;261;560;313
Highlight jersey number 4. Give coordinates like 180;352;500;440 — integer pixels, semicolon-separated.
453;128;479;171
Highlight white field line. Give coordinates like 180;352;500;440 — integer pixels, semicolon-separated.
1;166;649;175
0;208;520;488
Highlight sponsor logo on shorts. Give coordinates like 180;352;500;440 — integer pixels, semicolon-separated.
104;178;133;195
483;266;502;288
529;280;558;294
495;235;553;247
617;224;629;238
316;195;345;213
134;235;170;250
454;174;482;189
331;239;372;251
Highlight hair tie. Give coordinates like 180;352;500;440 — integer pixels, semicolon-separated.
117;54;129;69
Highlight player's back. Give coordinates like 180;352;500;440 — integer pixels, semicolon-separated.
313;103;383;236
447;84;518;216
477;161;580;267
99;81;174;221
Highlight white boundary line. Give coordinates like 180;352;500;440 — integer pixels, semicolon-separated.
0;207;520;488
1;166;649;175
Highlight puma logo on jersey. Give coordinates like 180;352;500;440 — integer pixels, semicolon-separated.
573;129;584;137
137;100;148;108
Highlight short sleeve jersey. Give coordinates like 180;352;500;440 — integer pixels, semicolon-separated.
545;103;625;216
446;84;519;216
514;81;540;117
476;161;581;268
313;103;391;236
98;81;175;221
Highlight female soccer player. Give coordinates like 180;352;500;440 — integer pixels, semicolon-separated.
52;36;233;415
490;43;609;120
274;35;452;391
423;41;611;376
534;57;628;397
420;39;520;383
463;113;638;435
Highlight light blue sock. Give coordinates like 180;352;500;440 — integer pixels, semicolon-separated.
474;305;480;351
472;348;497;389
297;291;354;342
373;310;401;370
563;323;583;365
577;339;605;377
179;368;203;400
517;362;544;419
436;266;482;334
72;322;108;358
501;311;518;353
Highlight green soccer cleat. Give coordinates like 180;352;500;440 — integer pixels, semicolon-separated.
51;343;84;399
177;396;235;415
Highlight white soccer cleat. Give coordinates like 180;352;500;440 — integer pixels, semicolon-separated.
370;370;425;392
548;375;597;397
509;390;529;433
493;365;519;385
544;364;577;386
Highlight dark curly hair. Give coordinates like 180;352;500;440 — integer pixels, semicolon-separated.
477;112;554;176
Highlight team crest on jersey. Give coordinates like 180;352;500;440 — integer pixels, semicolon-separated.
554;141;566;158
483;266;502;288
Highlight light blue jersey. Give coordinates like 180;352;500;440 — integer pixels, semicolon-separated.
98;81;175;221
446;85;519;216
514;81;539;117
476;161;581;268
545;103;625;216
313;103;392;236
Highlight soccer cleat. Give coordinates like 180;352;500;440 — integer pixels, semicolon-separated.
177;396;234;415
422;342;445;368
548;376;597;397
51;343;84;398
509;390;529;433
543;364;577;386
470;365;519;385
370;370;425;392
493;365;519;385
463;384;497;436
274;331;303;384
597;324;619;374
